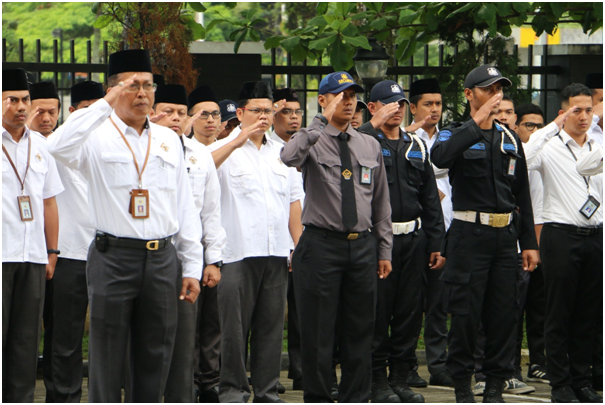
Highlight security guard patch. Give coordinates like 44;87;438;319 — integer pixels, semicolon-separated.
469;143;486;150
407;151;423;159
382;148;391;157
438;130;451;142
502;143;516;151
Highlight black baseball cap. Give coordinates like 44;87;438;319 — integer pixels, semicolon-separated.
370;80;408;104
219;99;238;123
318;71;364;95
356;95;367;111
464;65;512;89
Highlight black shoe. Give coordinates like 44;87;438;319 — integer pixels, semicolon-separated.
407;369;428;388
574;386;603;403
452;376;477;403
551;386;580;403
292;378;303;391
331;369;339;401
199;385;220;403
371;368;401;403
276;381;286;394
388;364;425;403
482;376;505;403
429;369;454;387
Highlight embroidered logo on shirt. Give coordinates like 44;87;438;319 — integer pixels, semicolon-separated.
189;156;197;164
35;153;42;162
160;143;169;152
407;151;423;159
382;149;391;157
502;143;515;151
469;143;486;150
342;169;352;180
438;130;451;142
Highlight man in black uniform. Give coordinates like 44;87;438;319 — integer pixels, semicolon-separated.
358;80;445;403
431;65;539;403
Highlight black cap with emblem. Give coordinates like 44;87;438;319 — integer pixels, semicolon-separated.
108;49;152;77
239;81;273;103
219;99;239;123
464;65;512;89
30;81;59;101
70;81;104;104
370;80;408;104
188;85;218;110
2;68;30;91
155;84;188;107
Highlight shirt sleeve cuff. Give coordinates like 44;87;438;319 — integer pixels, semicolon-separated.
378;248;392;261
181;262;203;280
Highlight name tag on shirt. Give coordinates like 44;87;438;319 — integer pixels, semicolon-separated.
580;195;600;219
508;157;517;176
18;195;34;221
129;189;150;219
361;166;372;185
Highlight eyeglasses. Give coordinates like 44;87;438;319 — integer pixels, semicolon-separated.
278;108;305;117
198;110;221;120
124;83;157;93
241;108;273;116
520;122;545;131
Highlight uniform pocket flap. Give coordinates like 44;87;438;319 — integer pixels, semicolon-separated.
357;158;379;169
317;154;341;167
229;164;252;177
440;270;471;285
463;149;487;159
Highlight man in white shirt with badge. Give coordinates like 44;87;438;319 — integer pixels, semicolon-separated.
209;81;304;403
188;85;222;147
586;73;603;146
524;83;603;403
47;49;204;403
2;68;64;402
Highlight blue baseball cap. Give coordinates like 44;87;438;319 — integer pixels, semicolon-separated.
218;99;238;123
319;71;364;95
370;80;408;104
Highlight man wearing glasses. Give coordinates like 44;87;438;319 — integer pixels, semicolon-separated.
189;85;222;146
271;87;304;144
48;49;204;402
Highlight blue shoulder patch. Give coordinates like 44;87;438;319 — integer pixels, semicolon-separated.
403;134;410;141
382;148;391;157
437;130;452;142
495;123;503;132
407;151;423;159
469;142;485;150
377;133;384;139
503;143;515;151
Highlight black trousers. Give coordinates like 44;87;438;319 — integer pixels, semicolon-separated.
2;261;46;403
86;241;178;402
443;220;518;380
422;263;449;376
287;271;303;382
541;224;602;389
524;264;547;367
193;284;221;391
373;229;428;371
293;228;377;403
42;258;89;403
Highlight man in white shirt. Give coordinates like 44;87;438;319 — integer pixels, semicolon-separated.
151;83;225;402
188;85;222;146
43;80;104;403
524;83;603;403
209;81;304;403
586;73;603;146
2;68;64;402
27;81;61;137
47;49;205;402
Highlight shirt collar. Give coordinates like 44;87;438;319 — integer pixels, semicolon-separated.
110;110;150;138
324;122;358;138
270;130;286;145
560;129;594;148
412;123;439;142
2;125;31;143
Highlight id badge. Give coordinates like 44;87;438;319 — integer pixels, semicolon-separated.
360;166;372;185
18;195;34;221
129;189;149;219
507;157;517;176
579;195;600;219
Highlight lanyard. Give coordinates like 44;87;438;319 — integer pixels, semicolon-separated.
109;117;152;189
2;135;31;195
558;134;592;195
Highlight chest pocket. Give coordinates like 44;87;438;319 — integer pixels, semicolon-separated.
156;154;178;191
270;162;289;196
383;156;394;183
462;148;488;178
502;150;521;180
406;159;424;186
101;152;133;187
228;163;254;195
317;154;341;185
357;157;380;187
188;168;207;197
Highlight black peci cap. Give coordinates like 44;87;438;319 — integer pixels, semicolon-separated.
188;85;218;110
108;49;152;77
219;99;238;122
464;65;512;89
2;68;30;91
153;74;165;86
70;81;105;104
30;81;59;101
409;78;441;99
370;80;408;104
273;87;299;103
585;73;603;90
155;84;188;107
239;81;273;102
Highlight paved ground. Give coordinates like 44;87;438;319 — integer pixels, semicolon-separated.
33;364;560;403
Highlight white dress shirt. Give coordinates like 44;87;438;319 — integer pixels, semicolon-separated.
47;99;204;279
183;136;226;265
528;170;544;225
588;115;603;145
207;126;241;152
3;127;64;264
216;135;304;264
576;144;603;176
524;122;603;227
416;125;453;230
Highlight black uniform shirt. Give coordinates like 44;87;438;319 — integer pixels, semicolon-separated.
430;118;538;251
359;122;445;253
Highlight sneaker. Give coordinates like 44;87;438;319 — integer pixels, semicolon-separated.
526;364;549;384
473;381;485;396
503;378;536;394
513;366;523;382
406;369;428;388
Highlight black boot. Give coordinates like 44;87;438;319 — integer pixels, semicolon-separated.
452;376;477;403
483;376;505;403
371;368;401;403
388;364;425;403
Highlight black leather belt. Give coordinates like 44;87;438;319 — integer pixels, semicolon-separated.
102;232;173;250
545;223;603;235
304;225;369;241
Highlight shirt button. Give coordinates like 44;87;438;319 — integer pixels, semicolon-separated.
319;125;324;130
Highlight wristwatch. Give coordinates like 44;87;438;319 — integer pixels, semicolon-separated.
315;113;329;126
47;249;60;255
211;261;223;269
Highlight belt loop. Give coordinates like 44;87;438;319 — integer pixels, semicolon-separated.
474;211;481;225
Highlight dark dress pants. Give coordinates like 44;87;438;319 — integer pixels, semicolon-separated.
42;258;89;403
373;230;428;371
443;220;519;380
541;224;602;390
525;263;547;367
423;262;449;376
287;272;303;383
2;262;46;403
86;242;178;403
293;228;378;403
193;284;221;391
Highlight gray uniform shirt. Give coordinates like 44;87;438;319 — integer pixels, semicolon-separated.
280;118;393;261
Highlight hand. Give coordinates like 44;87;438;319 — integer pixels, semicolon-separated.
428;252;445;270
521;249;540;272
182;109;204;137
370;102;401;129
272;99;287;115
404;116;429;133
554;105;577;131
473;93;502;127
149;112;167;124
25;107;41;129
3;97;12;117
201;264;221;288
104;74;138;108
438;189;446;201
46;254;58;280
288;251;294;272
593;102;603;121
322;92;344;123
180;277;201;303
232;120;265;149
377;259;392;279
